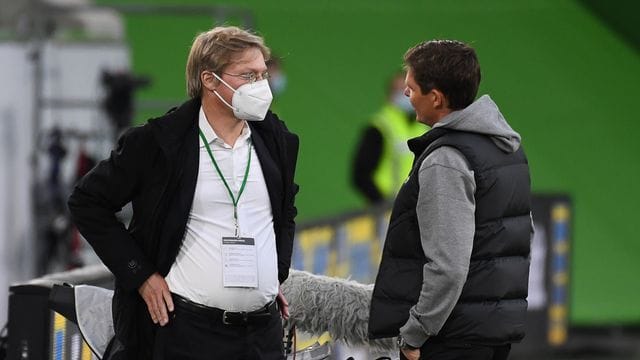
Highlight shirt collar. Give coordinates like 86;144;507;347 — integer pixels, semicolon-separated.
198;106;251;148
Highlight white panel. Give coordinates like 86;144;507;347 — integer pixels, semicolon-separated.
0;40;131;326
528;222;548;310
39;42;130;186
0;42;35;327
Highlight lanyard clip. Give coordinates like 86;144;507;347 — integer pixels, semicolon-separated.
234;207;240;238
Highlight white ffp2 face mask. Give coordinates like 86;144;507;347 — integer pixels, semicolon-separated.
392;90;414;114
212;73;273;121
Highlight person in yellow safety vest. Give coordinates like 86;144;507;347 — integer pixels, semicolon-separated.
352;72;428;204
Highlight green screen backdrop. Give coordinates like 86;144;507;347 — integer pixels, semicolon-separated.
97;0;640;326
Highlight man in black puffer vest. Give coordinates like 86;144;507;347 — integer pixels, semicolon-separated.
368;40;532;360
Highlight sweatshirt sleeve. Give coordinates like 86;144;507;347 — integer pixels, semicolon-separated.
399;146;476;347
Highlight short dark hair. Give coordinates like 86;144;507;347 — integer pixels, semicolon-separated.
404;40;481;110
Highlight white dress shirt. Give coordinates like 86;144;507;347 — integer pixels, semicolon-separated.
165;107;279;311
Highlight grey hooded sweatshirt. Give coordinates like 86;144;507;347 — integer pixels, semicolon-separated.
399;95;523;347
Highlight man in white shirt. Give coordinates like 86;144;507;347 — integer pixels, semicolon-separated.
69;26;299;360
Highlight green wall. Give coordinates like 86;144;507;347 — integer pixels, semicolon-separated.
97;0;640;325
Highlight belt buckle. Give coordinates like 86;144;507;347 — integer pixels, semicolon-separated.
222;311;232;325
222;311;248;325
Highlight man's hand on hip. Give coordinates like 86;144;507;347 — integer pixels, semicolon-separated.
138;272;174;326
276;285;289;320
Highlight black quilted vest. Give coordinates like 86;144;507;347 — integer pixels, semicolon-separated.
369;127;532;345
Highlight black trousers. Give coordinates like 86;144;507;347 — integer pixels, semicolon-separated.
152;301;284;360
400;341;511;360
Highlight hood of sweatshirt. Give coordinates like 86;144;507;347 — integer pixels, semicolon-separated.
434;95;521;153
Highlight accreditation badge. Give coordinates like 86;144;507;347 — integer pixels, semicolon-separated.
221;236;258;288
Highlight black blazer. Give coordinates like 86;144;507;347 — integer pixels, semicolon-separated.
68;97;299;359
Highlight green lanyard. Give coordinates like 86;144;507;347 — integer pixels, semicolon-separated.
199;128;252;237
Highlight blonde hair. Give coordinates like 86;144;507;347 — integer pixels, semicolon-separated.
185;26;271;98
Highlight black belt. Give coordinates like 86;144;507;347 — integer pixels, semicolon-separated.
171;293;278;326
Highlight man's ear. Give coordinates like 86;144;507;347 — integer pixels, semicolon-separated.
201;71;219;92
431;88;449;110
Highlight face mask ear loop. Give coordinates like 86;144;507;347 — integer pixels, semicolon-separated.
212;89;237;111
210;72;238;112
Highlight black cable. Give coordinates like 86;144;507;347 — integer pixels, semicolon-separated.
0;323;9;360
284;321;293;355
292;325;296;360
